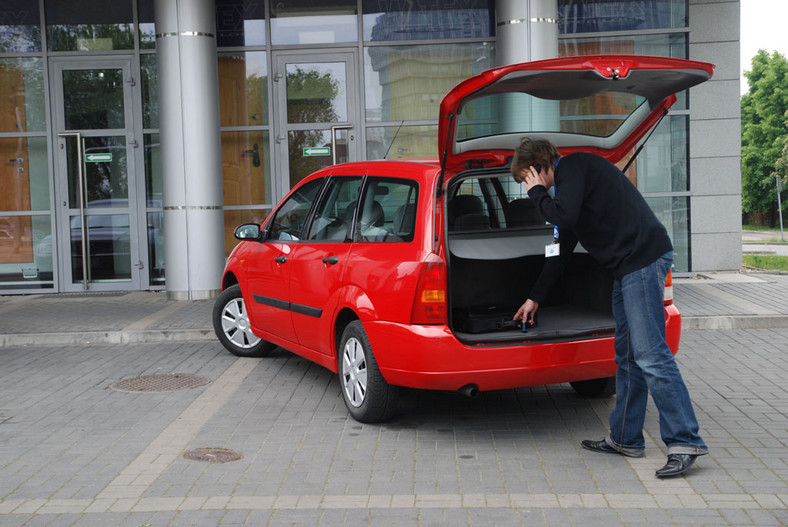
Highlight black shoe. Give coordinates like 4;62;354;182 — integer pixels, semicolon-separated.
581;439;645;458
655;454;697;478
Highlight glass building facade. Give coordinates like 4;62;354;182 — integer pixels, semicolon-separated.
0;0;705;293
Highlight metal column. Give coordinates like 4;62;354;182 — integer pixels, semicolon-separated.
155;0;225;300
496;0;559;133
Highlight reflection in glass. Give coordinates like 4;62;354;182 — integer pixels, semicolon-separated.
365;43;494;122
216;0;266;47
223;208;269;256
222;131;270;207
138;0;156;49
286;63;346;124
218;52;267;127
63;68;125;130
70;213;131;282
0;0;41;52
0;137;49;212
141;54;159;129
362;0;493;41
623;115;688;193
646;197;689;272
45;0;134;51
558;34;688;109
147;211;164;285
271;0;356;45
558;0;687;33
144;134;161;206
288;130;332;188
0;58;46;133
0;215;53;290
65;136;128;208
366;125;437;160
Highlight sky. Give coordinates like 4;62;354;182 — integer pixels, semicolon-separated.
740;0;788;94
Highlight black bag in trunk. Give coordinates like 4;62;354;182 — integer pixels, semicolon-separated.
452;305;536;334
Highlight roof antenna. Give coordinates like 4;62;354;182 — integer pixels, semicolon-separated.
383;120;405;159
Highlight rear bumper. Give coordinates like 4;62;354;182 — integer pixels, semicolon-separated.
367;304;681;392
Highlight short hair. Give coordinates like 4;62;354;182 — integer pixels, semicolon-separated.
510;137;561;182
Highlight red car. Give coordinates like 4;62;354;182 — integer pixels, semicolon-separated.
213;55;714;423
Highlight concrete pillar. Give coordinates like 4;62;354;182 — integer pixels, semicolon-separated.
496;0;559;132
155;0;225;300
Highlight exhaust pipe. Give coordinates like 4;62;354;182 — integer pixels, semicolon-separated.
458;384;479;399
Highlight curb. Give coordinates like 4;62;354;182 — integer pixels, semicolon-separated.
682;315;788;330
0;329;215;348
4;315;788;347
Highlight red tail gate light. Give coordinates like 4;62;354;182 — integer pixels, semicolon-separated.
411;254;447;325
663;269;673;305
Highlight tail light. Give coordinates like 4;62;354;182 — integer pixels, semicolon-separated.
663;269;673;305
410;253;447;324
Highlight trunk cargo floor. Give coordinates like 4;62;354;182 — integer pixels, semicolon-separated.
452;305;615;344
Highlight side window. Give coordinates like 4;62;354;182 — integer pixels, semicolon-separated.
268;179;324;241
306;176;363;241
358;178;418;242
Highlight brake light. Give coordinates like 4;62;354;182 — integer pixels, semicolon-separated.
411;254;447;325
663;269;673;305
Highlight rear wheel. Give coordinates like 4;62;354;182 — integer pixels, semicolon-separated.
570;376;616;398
213;285;276;357
338;321;398;423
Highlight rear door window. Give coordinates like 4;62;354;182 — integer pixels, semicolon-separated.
357;178;418;242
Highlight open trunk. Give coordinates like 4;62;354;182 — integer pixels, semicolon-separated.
445;172;615;344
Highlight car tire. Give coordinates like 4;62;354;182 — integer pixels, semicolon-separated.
338;320;399;423
213;284;275;357
570;376;616;398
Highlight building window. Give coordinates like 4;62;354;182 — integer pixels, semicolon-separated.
558;1;691;271
0;0;42;52
218;52;271;256
558;0;687;33
362;0;494;41
216;0;266;48
270;0;356;45
45;0;134;51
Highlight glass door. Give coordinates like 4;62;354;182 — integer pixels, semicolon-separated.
51;58;144;291
273;51;361;195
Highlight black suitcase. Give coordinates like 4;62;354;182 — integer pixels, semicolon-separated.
453;305;537;333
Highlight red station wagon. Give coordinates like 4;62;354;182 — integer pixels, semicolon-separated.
213;55;714;423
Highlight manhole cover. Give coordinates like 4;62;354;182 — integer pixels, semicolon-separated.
183;448;243;464
109;374;211;393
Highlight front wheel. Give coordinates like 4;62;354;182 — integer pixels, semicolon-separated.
338;321;398;423
212;285;275;357
570;376;616;398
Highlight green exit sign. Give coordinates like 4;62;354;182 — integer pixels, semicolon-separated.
303;147;330;157
85;153;112;162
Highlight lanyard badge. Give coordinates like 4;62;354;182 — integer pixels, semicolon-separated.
546;181;560;257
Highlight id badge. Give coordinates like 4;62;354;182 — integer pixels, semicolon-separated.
545;243;560;257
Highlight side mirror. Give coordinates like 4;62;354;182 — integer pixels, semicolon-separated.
234;223;262;241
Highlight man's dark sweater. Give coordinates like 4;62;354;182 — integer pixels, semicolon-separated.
526;152;673;304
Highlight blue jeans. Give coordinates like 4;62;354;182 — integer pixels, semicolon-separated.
605;251;708;456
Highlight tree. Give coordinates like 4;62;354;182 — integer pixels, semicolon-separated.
741;50;788;223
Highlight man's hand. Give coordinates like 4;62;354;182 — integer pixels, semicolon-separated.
519;166;548;192
514;299;539;326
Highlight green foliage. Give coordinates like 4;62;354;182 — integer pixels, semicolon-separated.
743;254;788;271
741;50;788;216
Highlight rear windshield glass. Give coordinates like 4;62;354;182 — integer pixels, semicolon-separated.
456;90;646;142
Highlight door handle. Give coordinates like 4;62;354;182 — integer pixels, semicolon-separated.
274;255;287;264
322;255;339;265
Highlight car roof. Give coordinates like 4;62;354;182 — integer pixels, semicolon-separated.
438;54;714;170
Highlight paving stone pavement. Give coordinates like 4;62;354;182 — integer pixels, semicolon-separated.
0;328;786;526
1;271;787;525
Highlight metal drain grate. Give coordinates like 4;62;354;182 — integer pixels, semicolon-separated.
183;448;243;464
109;374;211;393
